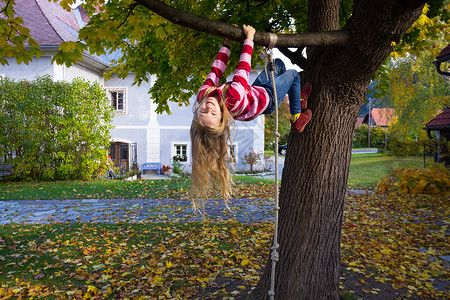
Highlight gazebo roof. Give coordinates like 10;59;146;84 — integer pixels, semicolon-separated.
425;107;450;129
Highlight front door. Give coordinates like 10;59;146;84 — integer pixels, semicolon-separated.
109;142;129;173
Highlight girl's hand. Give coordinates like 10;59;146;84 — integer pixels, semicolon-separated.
242;24;256;41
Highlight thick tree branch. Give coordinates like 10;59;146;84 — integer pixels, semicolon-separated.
136;0;349;48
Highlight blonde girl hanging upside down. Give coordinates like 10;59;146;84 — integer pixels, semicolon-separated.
190;24;312;210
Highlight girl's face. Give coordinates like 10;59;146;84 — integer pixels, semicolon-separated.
198;96;222;127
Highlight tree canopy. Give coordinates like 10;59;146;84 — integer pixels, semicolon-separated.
387;49;450;141
1;0;448;114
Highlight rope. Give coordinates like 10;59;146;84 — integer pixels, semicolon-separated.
266;33;280;300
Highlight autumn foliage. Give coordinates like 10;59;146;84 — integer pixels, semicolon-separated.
376;168;450;195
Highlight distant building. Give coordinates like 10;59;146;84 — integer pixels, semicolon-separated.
355;118;364;127
424;107;450;166
362;108;397;128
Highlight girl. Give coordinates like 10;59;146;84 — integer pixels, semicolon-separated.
190;25;312;210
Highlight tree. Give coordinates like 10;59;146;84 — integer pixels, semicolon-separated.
387;50;450;142
3;0;448;298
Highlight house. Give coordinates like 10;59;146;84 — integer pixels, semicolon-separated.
362;108;396;128
424;107;450;165
354;117;364;127
2;0;265;174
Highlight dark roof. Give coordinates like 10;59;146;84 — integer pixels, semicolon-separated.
16;0;80;46
12;0;110;66
425;107;450;128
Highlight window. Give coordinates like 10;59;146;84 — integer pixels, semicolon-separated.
174;144;187;161
107;88;126;113
228;144;236;158
228;144;238;163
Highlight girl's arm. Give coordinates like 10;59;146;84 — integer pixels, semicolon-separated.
196;44;231;100
226;25;256;110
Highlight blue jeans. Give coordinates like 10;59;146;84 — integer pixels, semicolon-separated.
252;58;302;115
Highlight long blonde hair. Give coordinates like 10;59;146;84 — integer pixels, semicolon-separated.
190;83;235;211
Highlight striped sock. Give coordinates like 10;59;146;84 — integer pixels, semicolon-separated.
291;113;301;122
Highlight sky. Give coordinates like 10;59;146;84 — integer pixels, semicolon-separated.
274;49;302;71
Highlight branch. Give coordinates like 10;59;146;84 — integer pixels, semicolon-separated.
136;0;350;48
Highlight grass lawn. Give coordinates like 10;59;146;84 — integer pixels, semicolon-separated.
0;153;426;201
347;153;425;189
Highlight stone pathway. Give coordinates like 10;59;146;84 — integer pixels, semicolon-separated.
0;198;276;225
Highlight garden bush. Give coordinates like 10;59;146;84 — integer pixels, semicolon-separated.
353;124;388;148
376;167;450;195
388;138;424;156
0;76;113;180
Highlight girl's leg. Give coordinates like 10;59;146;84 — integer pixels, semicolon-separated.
271;63;312;133
273;68;301;116
254;59;290;114
252;58;286;87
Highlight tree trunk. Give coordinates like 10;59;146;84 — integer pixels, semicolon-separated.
252;0;425;298
252;76;362;299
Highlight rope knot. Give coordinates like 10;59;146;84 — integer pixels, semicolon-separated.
268;290;275;297
271;250;279;262
273;131;280;137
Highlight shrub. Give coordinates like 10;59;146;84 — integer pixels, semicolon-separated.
243;147;262;171
172;155;187;175
376;168;450;195
0;76;113;180
353;124;388;148
389;138;424;156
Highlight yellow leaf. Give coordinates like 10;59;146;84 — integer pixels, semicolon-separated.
408;285;417;291
166;261;173;268
59;41;77;52
241;259;250;266
87;285;98;293
380;247;391;255
390;51;400;59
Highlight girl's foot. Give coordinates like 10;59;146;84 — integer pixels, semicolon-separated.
292;109;312;133
300;82;312;111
